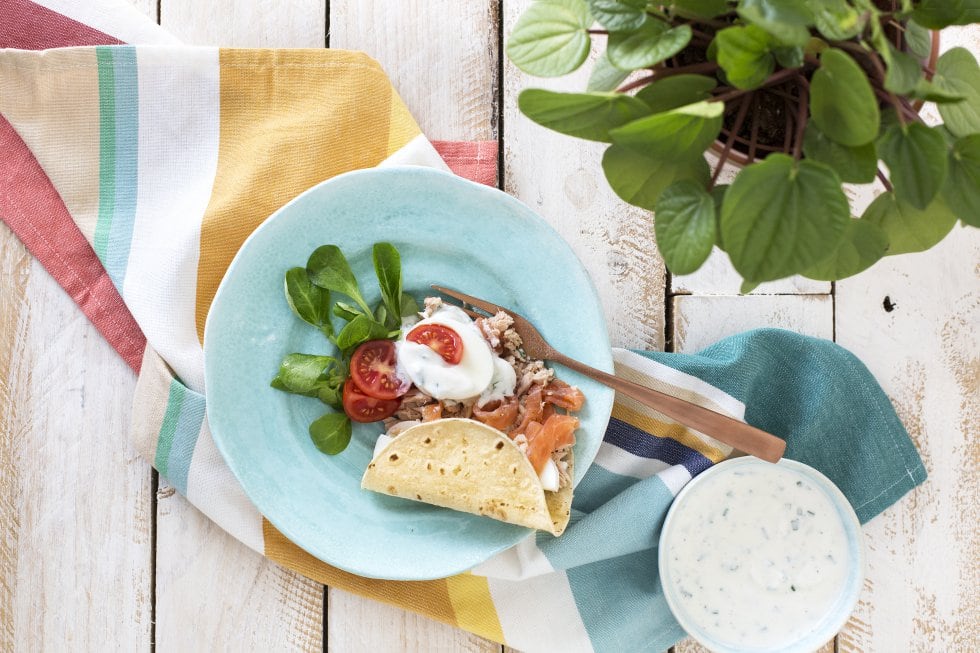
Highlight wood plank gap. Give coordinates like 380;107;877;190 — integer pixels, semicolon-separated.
155;0;161;24
324;0;330;48
492;0;504;190
322;584;328;653
150;470;158;653
830;280;837;342
664;270;675;352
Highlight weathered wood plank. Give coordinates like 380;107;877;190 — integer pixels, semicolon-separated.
150;1;326;650
671;294;833;353
0;223;152;650
161;0;325;47
835;222;979;651
328;594;500;653
503;0;666;352
154;483;324;653
327;1;501;649
329;0;498;141
671;248;831;295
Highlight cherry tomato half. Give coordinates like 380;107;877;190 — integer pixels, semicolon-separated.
342;377;401;423
406;324;464;364
350;339;409;400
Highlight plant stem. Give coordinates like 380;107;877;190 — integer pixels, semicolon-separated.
656;61;719;78
863;49;911;126
831;40;871;60
616;74;657;94
711;95;751;187
710;67;798;104
793;75;809;160
871;86;919;122
614;62;720;94
877;169;894;191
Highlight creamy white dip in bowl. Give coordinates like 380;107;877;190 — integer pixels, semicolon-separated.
659;457;864;653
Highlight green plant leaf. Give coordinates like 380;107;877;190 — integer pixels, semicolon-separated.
608;20;692;70
861;192;957;254
654;180;716;274
810;48;879;147
672;0;732;18
602;144;710;209
802;122;877;183
877;38;921;95
942;134;980;227
912;0;980;29
634;75;717;113
802;219;888;281
271;354;336;396
737;0;813;47
335;315;390;352
773;45;804;68
809;0;863;40
309;412;352;455
932;48;980;138
586;0;647;31
609;100;724;160
506;0;593;77
372;242;402;329
715;25;774;89
519;89;652;142
284;267;332;335
720;154;850;282
909;78;965;103
904;19;932;60
878;122;948;210
587;50;632;91
307;245;371;314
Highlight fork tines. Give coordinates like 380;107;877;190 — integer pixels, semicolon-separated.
430;285;503;318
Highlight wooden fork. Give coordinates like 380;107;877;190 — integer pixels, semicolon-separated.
432;285;786;463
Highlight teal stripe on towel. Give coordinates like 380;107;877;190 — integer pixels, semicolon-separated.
103;46;139;290
165;383;206;495
155;380;185;478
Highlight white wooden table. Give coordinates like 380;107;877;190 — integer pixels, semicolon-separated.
1;2;976;651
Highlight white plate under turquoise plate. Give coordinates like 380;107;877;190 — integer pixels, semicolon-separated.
204;166;614;580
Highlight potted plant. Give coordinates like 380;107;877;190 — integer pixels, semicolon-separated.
506;0;979;291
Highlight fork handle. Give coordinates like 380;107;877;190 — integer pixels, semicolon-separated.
552;352;786;463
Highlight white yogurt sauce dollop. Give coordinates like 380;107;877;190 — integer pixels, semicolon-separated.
663;460;856;651
395;305;496;400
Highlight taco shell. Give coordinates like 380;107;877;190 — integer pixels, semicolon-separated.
361;418;573;536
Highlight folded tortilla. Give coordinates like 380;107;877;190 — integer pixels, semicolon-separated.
361;418;573;536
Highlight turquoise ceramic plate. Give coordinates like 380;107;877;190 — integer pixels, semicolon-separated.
204;166;614;580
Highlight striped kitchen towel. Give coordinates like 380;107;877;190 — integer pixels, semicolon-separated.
0;2;926;651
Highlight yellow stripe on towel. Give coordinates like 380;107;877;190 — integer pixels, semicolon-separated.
445;573;506;644
195;49;423;341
